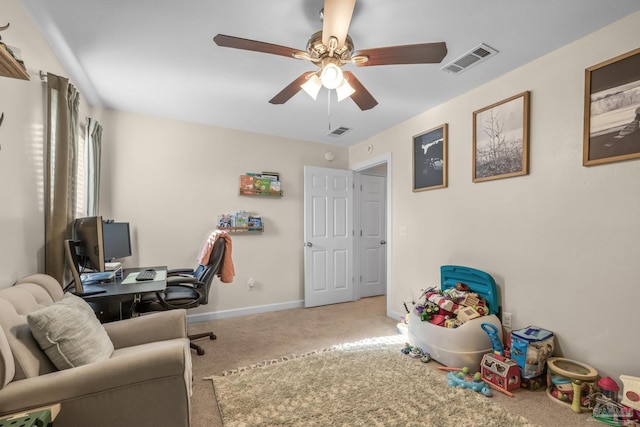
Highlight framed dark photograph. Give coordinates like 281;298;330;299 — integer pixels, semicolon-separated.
412;124;448;192
473;91;530;182
583;47;640;166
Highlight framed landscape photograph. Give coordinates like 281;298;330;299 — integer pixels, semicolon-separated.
583;47;640;166
412;124;448;192
473;91;530;182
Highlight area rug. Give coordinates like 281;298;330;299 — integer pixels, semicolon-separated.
205;337;538;427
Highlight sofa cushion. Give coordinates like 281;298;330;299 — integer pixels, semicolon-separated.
27;293;114;370
0;281;61;386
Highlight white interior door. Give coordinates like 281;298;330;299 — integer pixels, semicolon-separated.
359;174;386;298
304;166;354;308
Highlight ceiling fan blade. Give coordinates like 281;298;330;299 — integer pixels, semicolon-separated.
343;71;377;111
213;34;307;59
322;0;356;49
269;72;316;105
354;42;448;67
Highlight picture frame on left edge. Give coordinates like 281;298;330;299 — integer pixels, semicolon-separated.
412;123;448;192
583;47;640;166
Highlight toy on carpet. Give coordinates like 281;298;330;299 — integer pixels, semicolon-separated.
586;375;640;426
440;366;493;397
400;343;431;363
480;353;520;396
546;357;599;413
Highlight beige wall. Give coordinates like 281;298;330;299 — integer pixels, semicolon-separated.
349;12;640;380
97;109;348;316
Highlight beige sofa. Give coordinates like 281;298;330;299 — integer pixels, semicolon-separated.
0;274;192;427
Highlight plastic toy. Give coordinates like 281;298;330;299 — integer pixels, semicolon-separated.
511;326;554;379
619;375;640;412
599;377;620;402
481;353;520;395
585;375;640;426
481;322;504;355
401;343;431;363
546;357;598;413
443;367;492;397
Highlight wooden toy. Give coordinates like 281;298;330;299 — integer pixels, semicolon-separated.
461;293;480;307
481;353;521;395
457;306;481;323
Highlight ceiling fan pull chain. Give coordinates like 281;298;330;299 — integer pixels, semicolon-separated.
327;89;332;132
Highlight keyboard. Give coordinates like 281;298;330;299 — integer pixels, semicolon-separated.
135;269;156;281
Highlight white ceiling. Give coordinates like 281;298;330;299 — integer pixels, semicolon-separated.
21;0;640;147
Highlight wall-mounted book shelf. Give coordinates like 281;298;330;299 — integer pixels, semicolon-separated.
239;189;283;197
0;24;29;80
239;173;282;197
217;226;264;234
218;210;263;234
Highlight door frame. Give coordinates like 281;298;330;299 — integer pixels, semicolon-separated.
351;152;392;318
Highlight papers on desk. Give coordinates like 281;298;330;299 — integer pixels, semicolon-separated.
80;271;115;284
121;270;167;285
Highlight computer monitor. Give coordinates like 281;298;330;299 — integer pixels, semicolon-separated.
102;221;132;261
64;239;105;296
74;215;105;272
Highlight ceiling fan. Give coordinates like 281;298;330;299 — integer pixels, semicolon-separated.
213;0;447;111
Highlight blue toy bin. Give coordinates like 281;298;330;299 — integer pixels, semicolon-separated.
408;265;503;372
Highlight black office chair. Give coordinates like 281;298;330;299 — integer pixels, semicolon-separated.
136;237;226;355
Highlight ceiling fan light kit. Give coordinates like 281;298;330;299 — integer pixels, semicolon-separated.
301;74;322;100
335;79;355;102
320;61;343;89
213;0;448;112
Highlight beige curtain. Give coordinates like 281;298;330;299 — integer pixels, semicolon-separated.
44;73;80;284
86;118;102;216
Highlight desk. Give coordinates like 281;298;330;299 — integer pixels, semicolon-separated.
80;266;167;322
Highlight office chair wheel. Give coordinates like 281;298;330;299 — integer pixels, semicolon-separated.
191;342;206;356
189;332;217;341
188;331;216;355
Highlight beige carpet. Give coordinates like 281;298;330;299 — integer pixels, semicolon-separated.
188;296;594;427
207;337;538;427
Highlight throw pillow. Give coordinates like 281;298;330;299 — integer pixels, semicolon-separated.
27;293;114;370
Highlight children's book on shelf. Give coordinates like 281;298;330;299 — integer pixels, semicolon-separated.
235;210;249;227
218;214;234;228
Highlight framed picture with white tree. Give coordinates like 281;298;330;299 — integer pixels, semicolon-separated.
473;91;530;182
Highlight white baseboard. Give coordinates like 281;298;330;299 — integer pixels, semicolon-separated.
388;309;403;322
186;300;304;324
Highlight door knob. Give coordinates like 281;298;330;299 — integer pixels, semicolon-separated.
380;240;387;245
305;242;313;247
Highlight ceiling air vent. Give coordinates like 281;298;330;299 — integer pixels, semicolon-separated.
327;126;352;137
441;43;498;75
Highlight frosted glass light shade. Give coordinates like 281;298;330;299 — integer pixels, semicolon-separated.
301;74;322;100
336;79;355;101
320;63;343;89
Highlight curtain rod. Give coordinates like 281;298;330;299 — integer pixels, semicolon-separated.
39;70;47;81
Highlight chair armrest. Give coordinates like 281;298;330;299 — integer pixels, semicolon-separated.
167;275;199;285
167;268;194;276
103;310;187;349
0;338;190;416
151;283;204;310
